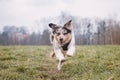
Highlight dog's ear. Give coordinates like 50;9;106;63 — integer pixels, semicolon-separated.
49;23;57;29
64;20;72;30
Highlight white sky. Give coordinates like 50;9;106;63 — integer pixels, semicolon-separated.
0;0;120;32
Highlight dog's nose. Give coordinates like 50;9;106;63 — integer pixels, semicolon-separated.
60;38;63;42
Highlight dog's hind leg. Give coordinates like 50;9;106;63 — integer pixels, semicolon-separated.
49;50;55;58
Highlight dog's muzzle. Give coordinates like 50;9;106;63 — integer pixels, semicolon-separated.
60;38;63;43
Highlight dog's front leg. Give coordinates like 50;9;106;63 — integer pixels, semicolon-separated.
54;49;65;70
58;60;62;70
58;59;66;70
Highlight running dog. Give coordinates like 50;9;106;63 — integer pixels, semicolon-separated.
49;20;75;70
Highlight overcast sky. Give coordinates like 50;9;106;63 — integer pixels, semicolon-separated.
0;0;120;32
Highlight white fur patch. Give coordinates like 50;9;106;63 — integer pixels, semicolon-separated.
67;30;75;56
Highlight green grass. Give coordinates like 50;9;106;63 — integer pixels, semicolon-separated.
0;45;120;80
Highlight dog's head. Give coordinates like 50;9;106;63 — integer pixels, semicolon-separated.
49;20;72;46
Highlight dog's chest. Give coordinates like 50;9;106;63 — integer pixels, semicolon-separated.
61;40;71;51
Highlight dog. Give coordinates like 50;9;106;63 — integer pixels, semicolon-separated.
49;20;75;70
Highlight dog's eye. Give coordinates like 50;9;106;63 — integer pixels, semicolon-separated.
57;33;60;36
63;29;67;33
63;29;68;35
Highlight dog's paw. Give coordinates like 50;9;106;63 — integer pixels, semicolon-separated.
57;65;61;70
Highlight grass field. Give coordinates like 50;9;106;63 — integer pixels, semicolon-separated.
0;45;120;80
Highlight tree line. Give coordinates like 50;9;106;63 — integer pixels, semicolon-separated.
0;12;120;45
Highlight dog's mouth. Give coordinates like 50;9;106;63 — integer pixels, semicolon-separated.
59;41;65;46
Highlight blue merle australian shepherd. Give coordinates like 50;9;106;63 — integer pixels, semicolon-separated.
49;20;75;70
